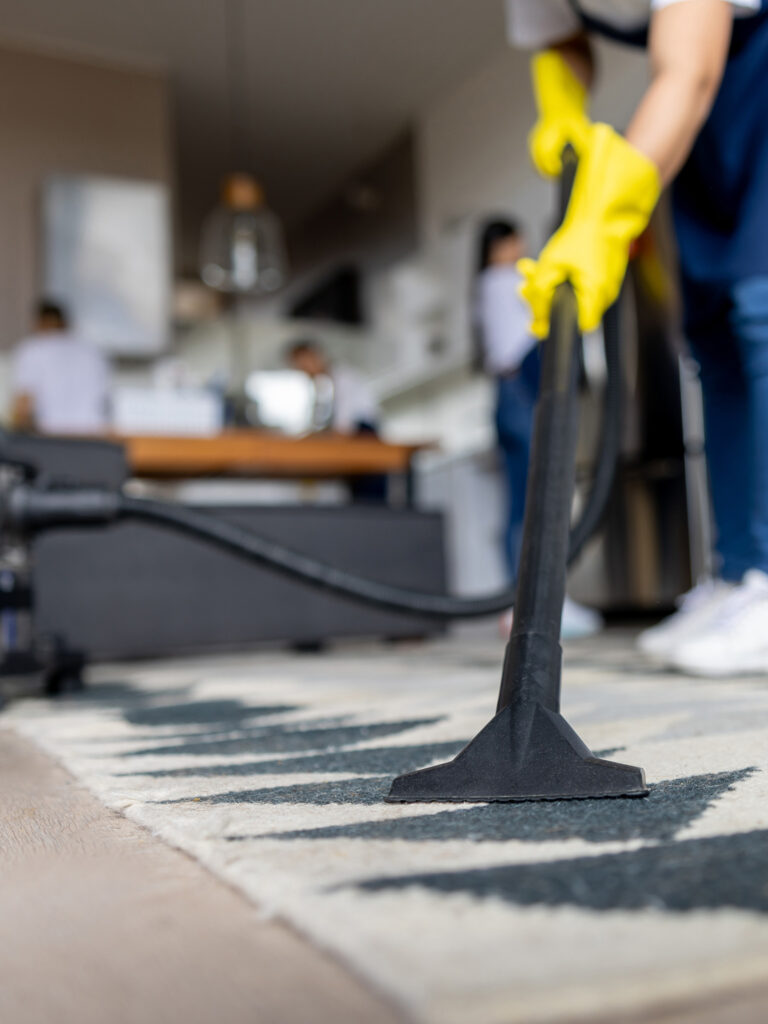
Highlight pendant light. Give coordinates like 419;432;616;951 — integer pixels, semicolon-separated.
199;0;288;296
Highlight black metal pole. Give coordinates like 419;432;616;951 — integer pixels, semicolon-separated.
496;283;580;714
497;144;580;714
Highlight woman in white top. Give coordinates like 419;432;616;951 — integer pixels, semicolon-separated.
476;219;539;581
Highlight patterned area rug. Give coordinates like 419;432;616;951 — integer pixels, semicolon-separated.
4;627;768;1024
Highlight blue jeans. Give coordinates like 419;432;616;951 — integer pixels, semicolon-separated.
683;276;768;580
495;349;540;581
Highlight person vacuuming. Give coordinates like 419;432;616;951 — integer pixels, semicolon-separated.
508;0;768;677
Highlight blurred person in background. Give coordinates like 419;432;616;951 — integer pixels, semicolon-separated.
475;218;602;639
11;299;111;435
506;0;768;675
286;338;386;503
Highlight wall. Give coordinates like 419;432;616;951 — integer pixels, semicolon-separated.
169;134;420;396
0;44;172;348
287;133;418;283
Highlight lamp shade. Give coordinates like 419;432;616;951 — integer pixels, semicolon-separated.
200;174;288;295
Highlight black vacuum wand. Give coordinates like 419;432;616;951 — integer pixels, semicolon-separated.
387;278;647;802
387;149;649;802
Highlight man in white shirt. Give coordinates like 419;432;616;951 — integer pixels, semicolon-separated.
11;300;111;435
286;339;380;436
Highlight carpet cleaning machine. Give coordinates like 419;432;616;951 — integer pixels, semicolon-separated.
0;152;648;802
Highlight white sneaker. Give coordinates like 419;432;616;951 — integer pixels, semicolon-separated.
561;596;603;640
636;578;735;661
669;570;768;677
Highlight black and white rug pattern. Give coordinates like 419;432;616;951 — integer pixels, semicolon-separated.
5;629;768;1023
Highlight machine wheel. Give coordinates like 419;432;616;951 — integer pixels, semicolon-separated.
290;641;327;654
44;668;86;697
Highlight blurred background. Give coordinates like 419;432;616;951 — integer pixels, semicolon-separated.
0;0;705;656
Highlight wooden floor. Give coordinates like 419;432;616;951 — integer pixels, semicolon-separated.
0;728;403;1024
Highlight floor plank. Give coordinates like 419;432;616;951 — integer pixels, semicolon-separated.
0;728;404;1024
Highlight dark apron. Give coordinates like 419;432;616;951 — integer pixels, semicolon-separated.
572;1;768;282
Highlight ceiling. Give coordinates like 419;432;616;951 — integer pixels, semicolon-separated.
0;0;508;266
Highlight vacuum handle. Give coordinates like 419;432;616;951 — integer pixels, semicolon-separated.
559;143;578;225
496;146;582;713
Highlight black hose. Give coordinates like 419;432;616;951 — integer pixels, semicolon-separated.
117;496;512;619
567;299;622;563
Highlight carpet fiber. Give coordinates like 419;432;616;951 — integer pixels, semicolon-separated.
5;627;768;1024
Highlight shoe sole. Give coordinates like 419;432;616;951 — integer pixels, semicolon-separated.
671;657;768;678
637;638;689;663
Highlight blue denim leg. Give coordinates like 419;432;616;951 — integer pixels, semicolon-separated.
730;277;768;574
495;366;538;582
500;444;529;581
683;278;753;581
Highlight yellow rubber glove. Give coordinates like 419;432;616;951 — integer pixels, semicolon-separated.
518;124;662;338
529;51;592;178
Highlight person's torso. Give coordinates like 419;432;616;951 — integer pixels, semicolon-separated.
477;266;537;376
19;334;109;434
330;366;379;434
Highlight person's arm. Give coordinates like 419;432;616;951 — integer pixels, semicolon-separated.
11;393;35;432
550;34;595;91
10;347;37;432
518;1;737;336
549;3;733;183
626;0;734;184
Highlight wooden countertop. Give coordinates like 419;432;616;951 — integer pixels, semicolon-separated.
118;431;428;479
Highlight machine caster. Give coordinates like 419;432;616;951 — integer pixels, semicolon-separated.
37;634;86;698
290;641;327;654
44;669;86;697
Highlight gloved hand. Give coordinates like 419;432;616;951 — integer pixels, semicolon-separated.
518;123;661;338
529;50;592;178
